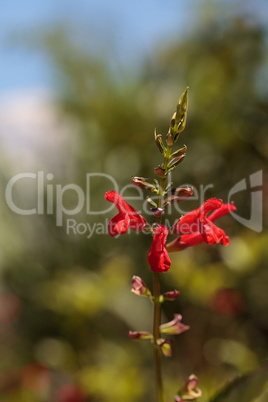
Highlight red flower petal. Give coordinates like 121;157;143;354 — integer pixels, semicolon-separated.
166;233;204;252
167;199;236;251
209;202;236;222
105;191;146;236
148;225;171;273
200;220;226;245
172;198;223;235
200;198;223;218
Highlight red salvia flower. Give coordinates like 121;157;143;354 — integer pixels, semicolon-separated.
167;200;236;252
148;225;171;273
105;191;147;237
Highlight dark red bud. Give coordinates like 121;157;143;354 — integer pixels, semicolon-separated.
164;187;193;205
164;290;180;301
155;166;167;179
151;207;164;217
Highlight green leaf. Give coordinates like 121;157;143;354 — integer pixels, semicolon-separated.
209;365;268;402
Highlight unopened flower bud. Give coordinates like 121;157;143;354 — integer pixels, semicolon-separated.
146;197;157;208
167;154;185;169
170;88;189;143
128;331;153;341
132;177;155;191
175;87;189;125
164;290;180;301
170;145;187;159
151;207;164;217
154;129;166;154
166;129;174;147
160;314;189;335
164;187;193;206
167;145;187;169
155;166;167;179
157;338;173;357
131;276;151;297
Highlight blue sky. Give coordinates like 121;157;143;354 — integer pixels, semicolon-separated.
0;0;267;93
0;0;190;92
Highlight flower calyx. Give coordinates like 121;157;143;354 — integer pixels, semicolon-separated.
132;177;156;192
151;207;165;217
154;165;168;179
154;129;166;154
128;331;153;341
157;338;173;357
167;145;187;169
174;374;202;401
160;314;189;335
164;186;193;207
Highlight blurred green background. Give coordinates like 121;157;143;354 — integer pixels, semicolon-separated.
0;1;267;401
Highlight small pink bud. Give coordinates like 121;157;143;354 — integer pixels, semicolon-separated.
160;314;189;335
131;276;151;297
164;290;180;301
157;338;173;357
128;331;153;341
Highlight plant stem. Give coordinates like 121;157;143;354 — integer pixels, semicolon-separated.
153;145;172;402
153;272;165;402
156;146;172;215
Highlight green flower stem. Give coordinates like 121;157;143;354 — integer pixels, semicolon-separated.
153;144;172;402
157;145;172;213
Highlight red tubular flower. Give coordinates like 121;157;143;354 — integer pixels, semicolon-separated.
167;200;236;252
105;191;147;237
148;225;171;273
